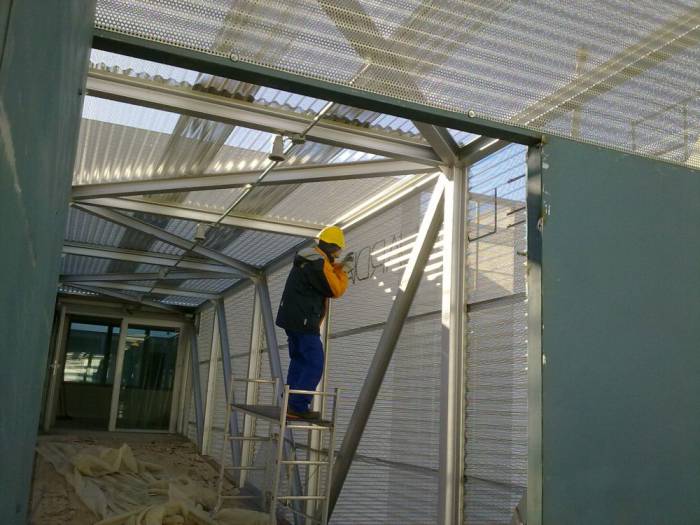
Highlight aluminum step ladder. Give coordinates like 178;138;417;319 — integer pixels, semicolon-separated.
214;378;277;513
215;377;340;525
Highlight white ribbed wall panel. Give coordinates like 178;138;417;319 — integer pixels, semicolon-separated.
464;145;528;524
186;305;215;440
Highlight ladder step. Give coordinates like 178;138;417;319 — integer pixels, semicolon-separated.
280;460;327;466
225;466;266;471
288;389;337;397
278;503;323;523
226;435;271;442
277;495;327;501
231;377;277;384
286;424;332;430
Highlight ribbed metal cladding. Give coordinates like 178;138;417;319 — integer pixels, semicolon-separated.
270;190;442;523
96;1;700;169
465;145;528;524
187;305;216;441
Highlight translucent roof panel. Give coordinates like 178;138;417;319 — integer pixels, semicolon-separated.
60;254;113;275
65;208;185;256
159;295;207;307
95;0;700;169
76;97;181;185
262;175;412;225
216;230;306;267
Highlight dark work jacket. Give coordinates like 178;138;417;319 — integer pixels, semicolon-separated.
276;247;349;334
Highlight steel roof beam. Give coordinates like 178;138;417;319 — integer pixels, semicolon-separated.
72;159;434;200
64;283;182;312
62;280;219;300
459;137;510;166
79;197;320;238
86;72;441;165
62;241;240;274
59;271;236;282
413;123;461;166
73;203;259;277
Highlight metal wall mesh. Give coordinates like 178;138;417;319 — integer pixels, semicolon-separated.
183;146;529;522
187;305;215;442
465;145;528;524
96;0;700;169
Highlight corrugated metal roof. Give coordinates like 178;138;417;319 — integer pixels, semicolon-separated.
217;230;305;267
63;49;453;308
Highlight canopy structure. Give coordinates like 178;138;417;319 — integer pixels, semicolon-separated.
60;49;489;308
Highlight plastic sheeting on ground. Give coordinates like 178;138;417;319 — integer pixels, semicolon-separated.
36;442;268;525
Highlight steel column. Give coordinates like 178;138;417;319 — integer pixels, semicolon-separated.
438;166;467;525
329;177;446;515
526;145;543;525
202;312;220;455
215;299;242;467
239;290;264;488
108;318;130;431
189;324;205;451
255;278;304;524
43;306;68;432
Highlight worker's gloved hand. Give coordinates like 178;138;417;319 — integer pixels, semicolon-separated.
340;252;354;272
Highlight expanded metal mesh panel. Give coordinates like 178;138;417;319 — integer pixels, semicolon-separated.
240;187;440;522
465;145;528;523
96;1;700;169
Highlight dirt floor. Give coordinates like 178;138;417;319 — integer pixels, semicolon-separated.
29;430;225;525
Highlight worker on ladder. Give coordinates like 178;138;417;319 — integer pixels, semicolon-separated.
276;226;352;420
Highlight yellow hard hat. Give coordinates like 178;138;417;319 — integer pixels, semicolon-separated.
318;226;345;249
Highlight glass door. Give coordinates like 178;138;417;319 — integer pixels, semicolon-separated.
115;325;180;430
57;320;120;429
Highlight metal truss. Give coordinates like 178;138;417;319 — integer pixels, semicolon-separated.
62;280;219;300
60;271;236;282
78;197;321;239
73;203;259;277
62;242;241;274
72;159;435;200
86;71;441;165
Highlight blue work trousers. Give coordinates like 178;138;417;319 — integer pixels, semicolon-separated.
285;330;324;412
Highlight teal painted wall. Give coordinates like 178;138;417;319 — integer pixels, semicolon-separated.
539;138;700;524
0;1;95;522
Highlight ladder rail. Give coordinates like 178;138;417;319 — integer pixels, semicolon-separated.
217;381;340;525
215;375;236;513
269;387;290;525
321;388;340;524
